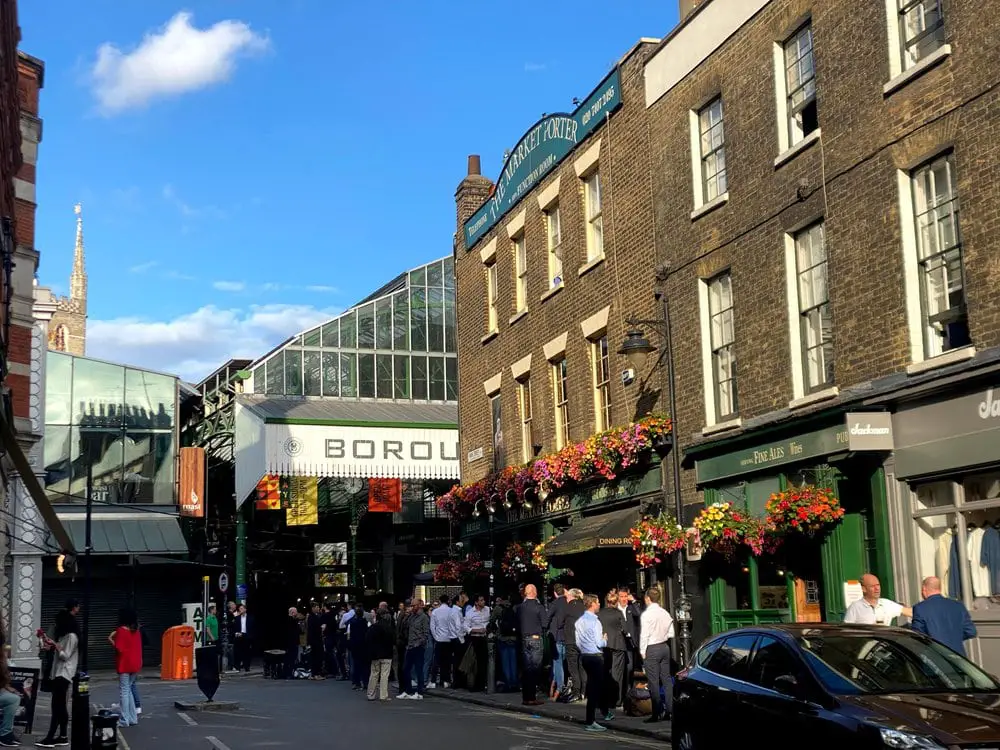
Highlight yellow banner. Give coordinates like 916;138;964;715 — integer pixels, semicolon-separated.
286;476;319;526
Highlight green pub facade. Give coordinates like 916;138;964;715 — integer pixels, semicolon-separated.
688;410;896;635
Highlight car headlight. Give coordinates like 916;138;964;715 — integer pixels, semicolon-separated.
878;727;945;749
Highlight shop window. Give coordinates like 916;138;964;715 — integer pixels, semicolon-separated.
913;481;954;512
720;561;753;611
965;474;1000;502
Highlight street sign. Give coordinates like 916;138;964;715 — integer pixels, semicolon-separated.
219;572;229;593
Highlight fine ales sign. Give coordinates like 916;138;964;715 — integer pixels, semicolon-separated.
266;424;460;480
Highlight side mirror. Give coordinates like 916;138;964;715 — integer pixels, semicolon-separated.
773;674;803;699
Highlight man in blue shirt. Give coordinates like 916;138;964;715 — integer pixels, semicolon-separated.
575;594;608;733
911;576;977;656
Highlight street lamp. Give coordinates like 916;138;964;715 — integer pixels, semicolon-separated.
617;263;693;665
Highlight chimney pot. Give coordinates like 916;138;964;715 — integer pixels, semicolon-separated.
467;155;481;176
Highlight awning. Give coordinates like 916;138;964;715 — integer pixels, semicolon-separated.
54;513;189;556
234;396;460;506
545;506;639;558
0;408;74;553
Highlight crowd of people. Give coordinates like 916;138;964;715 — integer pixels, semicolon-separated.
284;582;675;734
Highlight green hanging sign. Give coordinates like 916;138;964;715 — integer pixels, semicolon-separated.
463;68;622;249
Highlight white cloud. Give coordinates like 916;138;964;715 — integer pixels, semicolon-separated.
306;285;338;293
91;11;270;114
524;62;546;72
129;260;158;274
213;280;246;292
163;183;227;220
87;303;339;382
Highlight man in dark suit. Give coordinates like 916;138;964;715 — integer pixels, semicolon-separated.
598;591;628;716
233;604;253;672
910;576;977;656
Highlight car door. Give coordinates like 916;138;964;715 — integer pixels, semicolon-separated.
696;634;760;748
739;635;848;750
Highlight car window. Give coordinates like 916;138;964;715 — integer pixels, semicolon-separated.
798;630;999;695
748;636;801;692
695;639;723;667
705;634;758;682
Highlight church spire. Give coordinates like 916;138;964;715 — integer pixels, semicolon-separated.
69;202;87;310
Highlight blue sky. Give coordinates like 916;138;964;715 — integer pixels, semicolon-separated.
21;1;676;382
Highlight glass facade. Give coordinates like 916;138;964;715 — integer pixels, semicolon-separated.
44;352;179;505
249;256;458;401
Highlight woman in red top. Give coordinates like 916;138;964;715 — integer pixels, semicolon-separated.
108;609;142;728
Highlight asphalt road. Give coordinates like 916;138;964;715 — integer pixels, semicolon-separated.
81;676;664;750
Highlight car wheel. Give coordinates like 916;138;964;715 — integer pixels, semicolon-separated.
673;730;698;750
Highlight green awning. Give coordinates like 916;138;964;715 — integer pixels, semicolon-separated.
545;506;639;558
58;514;189;556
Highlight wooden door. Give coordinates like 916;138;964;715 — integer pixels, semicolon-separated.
794;578;822;622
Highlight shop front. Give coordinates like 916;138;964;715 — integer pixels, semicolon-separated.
689;412;895;635
886;375;1000;672
458;457;664;597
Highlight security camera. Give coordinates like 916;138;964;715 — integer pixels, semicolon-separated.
621;368;636;387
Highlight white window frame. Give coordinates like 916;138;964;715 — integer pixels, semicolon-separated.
590;334;612;432
689;98;727;212
485;262;499;334
773;24;818;155
583;171;604;262
784;222;833;398
551;357;570;449
545;205;563;289
699;272;737;426
513;234;527;314
517;377;534;463
897;153;970;367
892;0;945;74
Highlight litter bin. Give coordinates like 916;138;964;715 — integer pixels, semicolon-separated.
91;710;118;750
161;625;196;680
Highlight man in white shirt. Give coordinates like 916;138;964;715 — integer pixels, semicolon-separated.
843;573;912;625
639;588;674;724
430;594;460;687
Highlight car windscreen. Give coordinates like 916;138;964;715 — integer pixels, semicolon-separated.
797;630;1000;695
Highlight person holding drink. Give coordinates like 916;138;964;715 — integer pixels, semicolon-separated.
843;573;912;625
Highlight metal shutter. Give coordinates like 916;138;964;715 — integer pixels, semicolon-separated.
41;579;129;672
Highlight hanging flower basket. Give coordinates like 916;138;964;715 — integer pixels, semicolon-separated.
629;513;686;567
532;537;553;572
501;542;534;577
433;559;461;583
765;485;845;537
692;502;762;560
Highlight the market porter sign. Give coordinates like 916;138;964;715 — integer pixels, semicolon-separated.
463;68;623;248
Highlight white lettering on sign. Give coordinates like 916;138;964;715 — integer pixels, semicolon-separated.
979;388;1000;420
850;423;891;436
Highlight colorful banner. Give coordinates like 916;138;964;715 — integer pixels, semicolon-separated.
315;542;347;566
178;447;206;518
286;476;319;526
368;478;403;512
279;475;292;509
315;572;348;588
255;475;280;510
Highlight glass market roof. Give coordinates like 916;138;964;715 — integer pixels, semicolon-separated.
247;256;457;402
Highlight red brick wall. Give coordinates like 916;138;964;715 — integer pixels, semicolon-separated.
0;0;19;361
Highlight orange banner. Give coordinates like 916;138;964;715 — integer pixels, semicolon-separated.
368;478;402;512
179;447;205;518
255;474;281;510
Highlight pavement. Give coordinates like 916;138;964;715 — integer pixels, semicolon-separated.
21;673;670;750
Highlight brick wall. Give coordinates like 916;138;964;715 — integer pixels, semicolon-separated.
0;0;18;361
644;0;1000;510
454;41;663;484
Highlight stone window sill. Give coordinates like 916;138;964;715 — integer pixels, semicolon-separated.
540;283;564;303
906;344;975;375
691;192;729;221
883;45;952;97
481;330;499;345
578;254;606;277
509;310;528;327
788;385;839;411
774;129;821;169
702;417;742;437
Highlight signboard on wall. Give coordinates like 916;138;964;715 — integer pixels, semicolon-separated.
179;447;206;517
844;412;894;451
182;602;204;643
462;68;623;248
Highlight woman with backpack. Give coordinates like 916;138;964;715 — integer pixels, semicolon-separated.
37;600;81;747
108;609;142;728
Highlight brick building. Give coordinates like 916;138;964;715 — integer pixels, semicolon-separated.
643;0;1000;660
451;39;669;595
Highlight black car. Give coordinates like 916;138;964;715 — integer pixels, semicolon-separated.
672;623;1000;750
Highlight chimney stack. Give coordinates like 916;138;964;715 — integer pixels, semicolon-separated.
454;155;494;254
467;154;481;176
679;0;703;20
